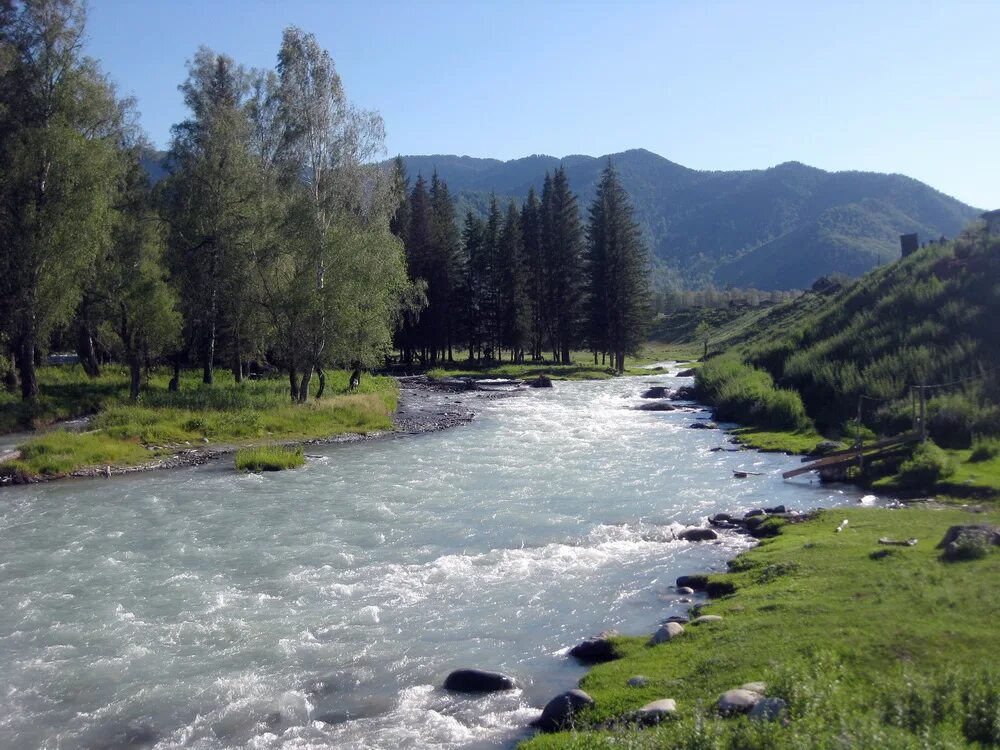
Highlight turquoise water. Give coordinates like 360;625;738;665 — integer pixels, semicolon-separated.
0;372;864;749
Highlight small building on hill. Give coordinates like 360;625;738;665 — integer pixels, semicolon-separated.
900;233;919;257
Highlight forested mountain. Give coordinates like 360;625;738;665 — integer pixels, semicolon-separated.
397;150;980;290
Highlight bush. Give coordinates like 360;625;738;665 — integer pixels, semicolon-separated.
927;393;978;449
234;445;305;472
696;355;812;432
897;441;956;489
969;436;1000;463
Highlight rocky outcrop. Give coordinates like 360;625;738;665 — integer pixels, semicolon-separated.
443;668;516;693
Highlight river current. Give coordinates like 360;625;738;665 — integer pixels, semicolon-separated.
0;370;865;749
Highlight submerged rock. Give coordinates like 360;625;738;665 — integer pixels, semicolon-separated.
641;386;670;398
533;689;594;732
678;527;718;542
636;402;675;411
527;375;553;388
443;668;516;693
688;421;718;430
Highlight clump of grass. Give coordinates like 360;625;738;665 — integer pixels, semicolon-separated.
234;445;305;472
969;436;1000;463
695;355;812;432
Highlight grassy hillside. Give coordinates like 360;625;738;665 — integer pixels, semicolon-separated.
398;150;980;290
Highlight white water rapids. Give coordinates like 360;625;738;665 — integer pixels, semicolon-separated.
0;370;866;749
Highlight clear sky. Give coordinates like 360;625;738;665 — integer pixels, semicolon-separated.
85;0;999;208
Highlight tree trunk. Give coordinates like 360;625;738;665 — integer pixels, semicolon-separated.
315;366;326;399
297;368;312;403
288;367;300;401
129;356;142;402
4;350;19;393
561;344;570;365
18;336;38;401
233;355;243;384
76;323;101;378
168;358;181;392
202;323;215;385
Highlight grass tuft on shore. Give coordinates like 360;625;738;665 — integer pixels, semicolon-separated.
520;506;1000;749
235;445;305;472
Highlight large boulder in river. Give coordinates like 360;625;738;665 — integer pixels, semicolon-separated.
443;668;516;693
527;375;553;388
641;387;670;398
678;527;718;542
688;421;718;430
669;386;697;401
569;631;619;664
676;368;697;377
533;689;594;732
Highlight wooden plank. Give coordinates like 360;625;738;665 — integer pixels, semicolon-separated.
782;433;920;479
809;432;919;460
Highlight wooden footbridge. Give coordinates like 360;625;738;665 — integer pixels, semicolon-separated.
782;431;920;479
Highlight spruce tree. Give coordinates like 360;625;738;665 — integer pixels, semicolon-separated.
542;167;586;363
520;188;546;360
461;211;486;361
586;162;651;372
499;200;530;361
429;173;462;362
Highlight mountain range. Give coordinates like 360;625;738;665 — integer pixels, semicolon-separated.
398;149;981;290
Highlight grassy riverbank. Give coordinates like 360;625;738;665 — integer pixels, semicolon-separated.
0;367;396;480
522;506;1000;749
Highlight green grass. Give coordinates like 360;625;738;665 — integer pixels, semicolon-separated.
521;506;1000;749
234;445;305;472
728;426;825;454
874;446;1000;501
0;367;397;478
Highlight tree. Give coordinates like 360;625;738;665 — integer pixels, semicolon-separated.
103;148;181;400
695;319;712;358
0;0;125;400
429;173;463;362
462;211;486;361
498;200;530;361
161;47;257;385
542;167;585;363
585;163;651;372
520;187;546;360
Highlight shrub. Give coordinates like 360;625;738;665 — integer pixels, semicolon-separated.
696;355;812;432
897;441;956;489
969;436;1000;463
234;445;305;472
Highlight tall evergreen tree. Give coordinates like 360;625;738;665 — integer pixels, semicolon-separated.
585;163;651;372
542;167;586;363
429;173;463;362
520;187;545;360
462;211;486;361
498;200;530;361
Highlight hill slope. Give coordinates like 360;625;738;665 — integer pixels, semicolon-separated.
399;150;980;290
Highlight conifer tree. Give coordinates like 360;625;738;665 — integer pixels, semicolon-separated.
462;211;486;361
429;173;463;362
542;167;585;363
498;200;530;361
585;163;651;372
520;187;546;360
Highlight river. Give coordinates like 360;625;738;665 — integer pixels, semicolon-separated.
0;370;865;749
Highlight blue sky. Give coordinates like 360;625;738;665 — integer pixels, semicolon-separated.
85;0;999;208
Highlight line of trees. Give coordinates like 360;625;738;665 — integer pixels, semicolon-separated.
0;0;421;402
390;160;651;371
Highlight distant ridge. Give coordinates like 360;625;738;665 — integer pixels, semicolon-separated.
397;149;980;290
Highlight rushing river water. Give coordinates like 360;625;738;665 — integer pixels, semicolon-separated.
0;371;866;750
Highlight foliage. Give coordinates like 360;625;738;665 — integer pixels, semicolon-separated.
897;441;956;489
970;436;1000;463
520;507;1000;750
696;356;811;432
234;445;305;472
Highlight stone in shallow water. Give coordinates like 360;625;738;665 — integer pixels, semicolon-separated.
443;668;516;693
569;631;619;664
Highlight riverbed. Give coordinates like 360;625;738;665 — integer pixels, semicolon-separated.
0;371;866;749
